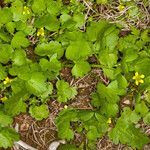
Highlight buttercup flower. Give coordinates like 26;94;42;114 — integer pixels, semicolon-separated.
37;28;45;36
64;105;68;109
107;118;112;124
132;72;145;86
118;4;125;11
23;6;30;15
3;77;12;85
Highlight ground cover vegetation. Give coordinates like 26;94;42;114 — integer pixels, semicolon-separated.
0;0;150;149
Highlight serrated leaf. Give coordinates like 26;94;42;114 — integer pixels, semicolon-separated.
11;31;30;49
0;44;13;64
73;13;85;28
78;110;94;122
143;113;150;124
91;83;120;117
11;0;23;21
47;0;62;16
35;41;64;59
87;126;99;140
32;0;46;13
12;49;27;66
56;109;78;140
86;21;109;42
6;22;16;34
56;80;77;102
66;40;91;61
4;93;27;117
135;101;149;117
134;58;150;76
72;61;91;77
108;108;149;149
58;128;74;141
0;111;13;126
99;52;118;67
29;104;49;121
39;56;61;80
0;29;12;42
26;72;48;97
0;8;13;24
34;14;60;31
0;127;19;148
0;64;7;80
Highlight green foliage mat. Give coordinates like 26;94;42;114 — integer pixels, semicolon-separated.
0;0;150;149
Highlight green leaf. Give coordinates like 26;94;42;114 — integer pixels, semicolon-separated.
0;44;14;64
66;40;91;61
123;49;138;62
83;112;108;148
6;22;16;34
58;128;74;141
0;29;12;42
78;110;94;122
32;0;46;13
108;108;149;149
26;72;48;97
86;21;109;42
11;31;30;49
34;14;60;31
91;83;120;117
72;61;91;77
47;0;62;16
143;113;150;124
39;56;61;80
4;93;27;117
0;64;7;80
11;78;28;94
87;126;99;140
56;109;78;140
135;101;149;117
99;52;118;67
35;41;64;59
11;49;27;66
29;104;49;121
11;0;23;21
56;80;77;102
101;25;119;52
0;127;19;148
134;58;150;76
0;111;13;126
94;83;120;103
107;74;128;96
0;8;12;24
73;13;85;28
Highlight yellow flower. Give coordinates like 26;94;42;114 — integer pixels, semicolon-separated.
0;96;7;102
107;118;112;124
132;72;145;86
23;6;30;15
37;28;45;36
64;105;68;109
3;77;12;85
118;4;125;11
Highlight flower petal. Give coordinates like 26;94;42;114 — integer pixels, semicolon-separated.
140;74;145;78
132;76;136;79
135;72;138;76
139;79;144;83
135;80;139;85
